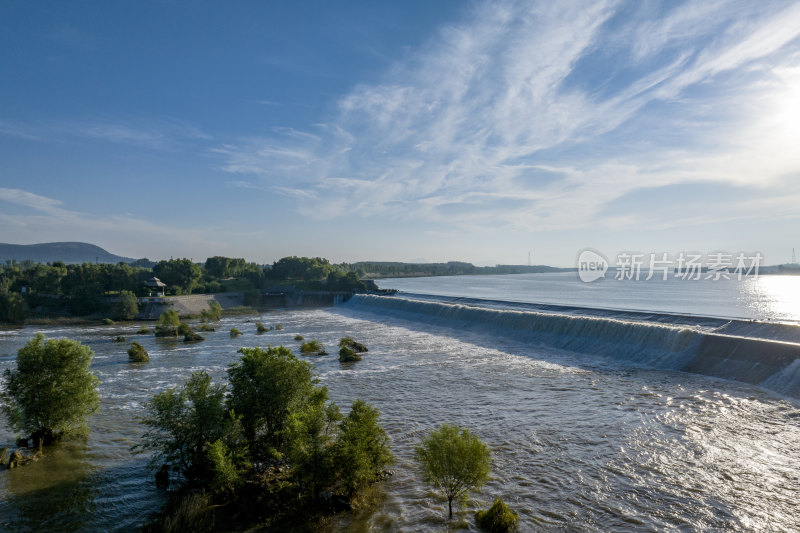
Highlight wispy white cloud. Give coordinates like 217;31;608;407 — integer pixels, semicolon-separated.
0;116;209;150
0;121;45;141
0;187;70;216
215;0;800;233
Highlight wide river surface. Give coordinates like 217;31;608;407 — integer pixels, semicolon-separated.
1;274;799;531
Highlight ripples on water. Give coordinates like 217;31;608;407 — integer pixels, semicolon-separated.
1;306;799;531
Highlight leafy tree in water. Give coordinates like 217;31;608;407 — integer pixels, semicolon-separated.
335;399;393;497
200;301;222;322
1;334;100;449
155;309;180;336
227;346;315;451
285;387;341;499
138;346;395;509
415;424;491;519
286;393;393;501
139;370;247;483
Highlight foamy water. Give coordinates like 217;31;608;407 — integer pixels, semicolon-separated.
1;291;799;531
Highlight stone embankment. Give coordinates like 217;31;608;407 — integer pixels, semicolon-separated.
138;292;244;319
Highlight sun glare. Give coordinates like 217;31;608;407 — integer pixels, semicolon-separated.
749;275;800;322
770;66;800;144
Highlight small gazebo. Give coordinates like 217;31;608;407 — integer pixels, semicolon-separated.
145;276;167;297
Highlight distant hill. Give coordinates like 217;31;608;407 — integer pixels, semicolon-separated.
0;242;135;265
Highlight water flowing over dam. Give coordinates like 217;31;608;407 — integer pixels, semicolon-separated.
345;294;800;397
2;301;800;531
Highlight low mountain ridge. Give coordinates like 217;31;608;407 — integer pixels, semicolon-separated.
0;242;135;264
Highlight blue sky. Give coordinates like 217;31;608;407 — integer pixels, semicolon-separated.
1;0;799;266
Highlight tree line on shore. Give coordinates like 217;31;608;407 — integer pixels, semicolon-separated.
345;260;563;278
1;329;519;532
0;255;367;324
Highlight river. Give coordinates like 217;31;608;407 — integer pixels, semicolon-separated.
1;277;799;531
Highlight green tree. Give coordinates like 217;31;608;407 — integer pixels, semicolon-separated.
335;399;393;497
155;309;180;336
414;424;491;519
62;263;107;315
267;256;336;281
0;287;26;323
204;256;246;279
1;334;100;449
154;258;202;294
206;438;248;496
113;290;139;321
227;346;315;451
285;387;341;499
200;301;222;322
139;371;246;482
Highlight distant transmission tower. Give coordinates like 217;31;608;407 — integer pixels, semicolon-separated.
793;248;797;265
528;251;531;266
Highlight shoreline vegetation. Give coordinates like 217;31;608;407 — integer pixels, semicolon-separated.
1;326;516;532
0;250;570;326
0;255;376;325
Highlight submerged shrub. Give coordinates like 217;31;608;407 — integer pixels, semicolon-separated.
338;346;361;362
300;340;325;355
184;331;204;342
294;334;304;341
339;337;368;353
113;335;126;343
230;328;242;337
155;310;180;337
256;322;271;334
338;337;367;363
275;323;283;330
128;342;150;363
200;301;223;322
102;318;115;325
137;325;150;335
197;323;216;332
475;498;519;532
